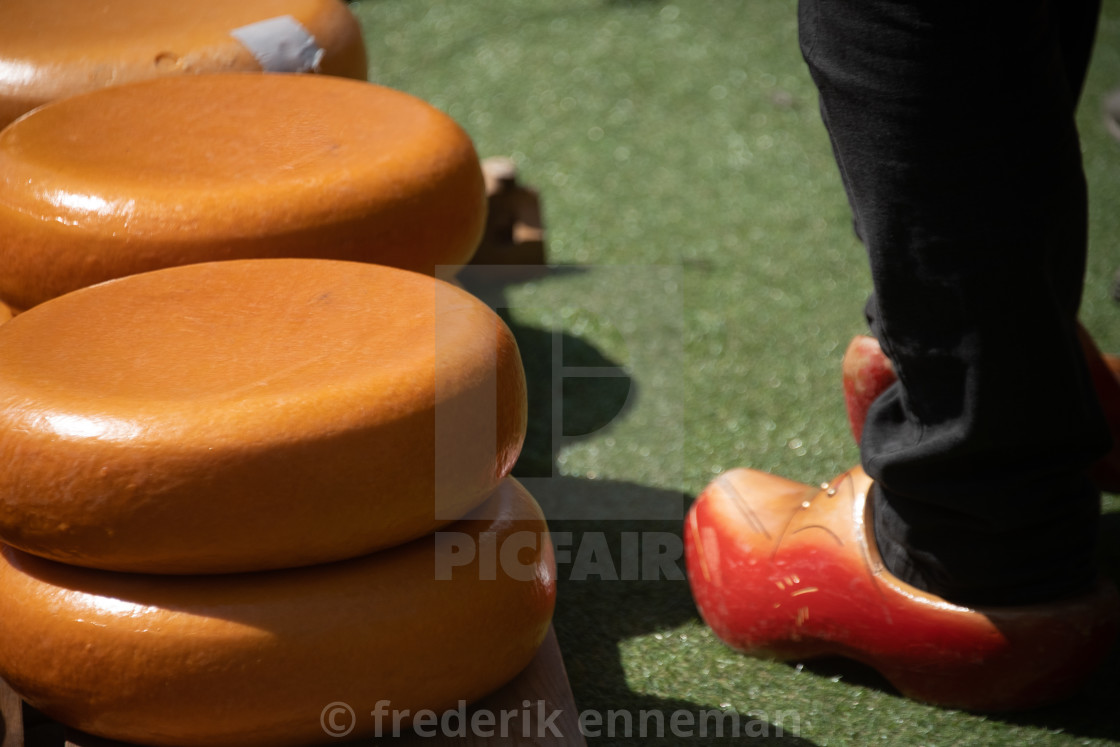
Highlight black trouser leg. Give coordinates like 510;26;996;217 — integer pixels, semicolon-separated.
799;0;1111;605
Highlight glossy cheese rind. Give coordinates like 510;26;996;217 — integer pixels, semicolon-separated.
0;259;527;573
0;0;367;130
0;73;487;310
0;478;556;747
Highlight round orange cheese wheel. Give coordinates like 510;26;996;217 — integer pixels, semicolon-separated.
0;477;556;747
0;259;527;573
0;0;367;130
0;73;487;310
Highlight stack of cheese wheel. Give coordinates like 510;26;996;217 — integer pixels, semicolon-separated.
0;73;487;312
0;0;368;130
0;259;556;746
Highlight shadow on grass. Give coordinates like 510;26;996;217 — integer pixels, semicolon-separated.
546;484;815;746
463;268;818;744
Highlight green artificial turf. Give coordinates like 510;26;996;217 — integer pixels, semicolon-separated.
349;1;1120;744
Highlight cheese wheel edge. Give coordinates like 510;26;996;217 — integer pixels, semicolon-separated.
0;259;527;572
0;75;485;309
0;477;556;747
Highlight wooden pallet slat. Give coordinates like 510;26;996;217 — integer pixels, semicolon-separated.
1;676;23;747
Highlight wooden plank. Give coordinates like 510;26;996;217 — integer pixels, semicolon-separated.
1;676;24;747
16;625;583;747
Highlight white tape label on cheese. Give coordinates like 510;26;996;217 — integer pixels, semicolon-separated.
230;15;325;73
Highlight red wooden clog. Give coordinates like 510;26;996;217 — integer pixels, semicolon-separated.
685;466;1119;711
839;335;895;444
